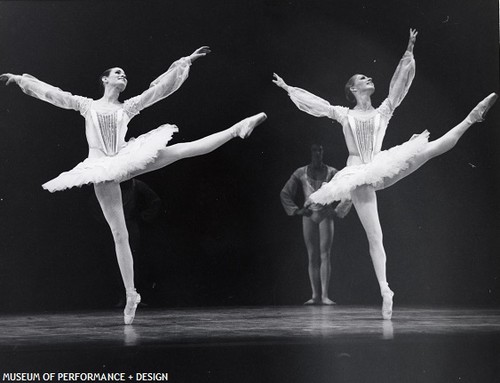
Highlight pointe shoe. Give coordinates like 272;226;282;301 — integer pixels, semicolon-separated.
124;290;141;325
467;93;498;123
381;290;394;320
231;112;267;138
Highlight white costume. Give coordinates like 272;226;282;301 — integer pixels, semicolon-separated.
282;51;429;203
13;57;192;192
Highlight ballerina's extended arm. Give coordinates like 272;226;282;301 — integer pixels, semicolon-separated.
0;73;88;112
380;29;418;116
272;73;346;121
124;46;210;115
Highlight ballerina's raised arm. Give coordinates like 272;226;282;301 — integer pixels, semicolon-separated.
124;46;211;116
0;72;89;112
272;72;347;121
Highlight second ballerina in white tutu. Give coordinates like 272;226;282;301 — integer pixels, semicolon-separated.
273;29;497;320
1;46;267;325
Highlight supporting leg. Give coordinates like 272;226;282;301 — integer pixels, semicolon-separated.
351;185;393;319
94;182;141;324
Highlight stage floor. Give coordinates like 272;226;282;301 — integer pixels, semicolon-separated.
1;306;499;382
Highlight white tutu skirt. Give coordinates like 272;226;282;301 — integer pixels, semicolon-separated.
42;124;178;192
310;131;430;204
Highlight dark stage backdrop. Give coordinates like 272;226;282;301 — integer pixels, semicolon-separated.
0;0;498;312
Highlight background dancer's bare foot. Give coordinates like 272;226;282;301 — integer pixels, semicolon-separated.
321;297;337;305
304;298;320;305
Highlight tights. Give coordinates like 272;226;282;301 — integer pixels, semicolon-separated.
94;127;235;291
352;117;473;295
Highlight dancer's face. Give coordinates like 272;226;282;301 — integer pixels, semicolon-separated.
310;144;324;165
102;67;128;92
351;74;375;95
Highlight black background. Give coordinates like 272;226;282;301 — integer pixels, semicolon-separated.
0;0;498;312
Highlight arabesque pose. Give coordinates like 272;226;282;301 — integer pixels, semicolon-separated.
2;47;267;324
273;30;497;319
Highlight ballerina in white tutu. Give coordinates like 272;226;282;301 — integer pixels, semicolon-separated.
1;46;267;324
273;29;497;319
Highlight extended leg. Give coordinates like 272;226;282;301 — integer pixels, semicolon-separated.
94;182;141;324
128;113;267;178
302;217;321;304
351;185;393;319
319;217;335;305
382;93;498;189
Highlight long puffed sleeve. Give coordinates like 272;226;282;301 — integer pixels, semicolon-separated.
378;51;415;118
123;57;191;117
285;86;348;123
280;170;302;216
15;74;91;115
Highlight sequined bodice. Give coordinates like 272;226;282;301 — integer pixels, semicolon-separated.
346;113;381;164
353;118;375;163
96;112;119;155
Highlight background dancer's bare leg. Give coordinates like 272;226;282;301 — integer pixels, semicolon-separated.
319;218;335;305
302;218;321;305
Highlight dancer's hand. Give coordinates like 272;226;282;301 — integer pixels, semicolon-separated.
295;207;312;217
407;28;418;53
188;46;211;63
334;199;352;219
303;198;314;209
0;73;17;85
272;73;288;90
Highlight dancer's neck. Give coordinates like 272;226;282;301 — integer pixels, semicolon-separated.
354;95;373;111
310;161;325;170
99;87;121;104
